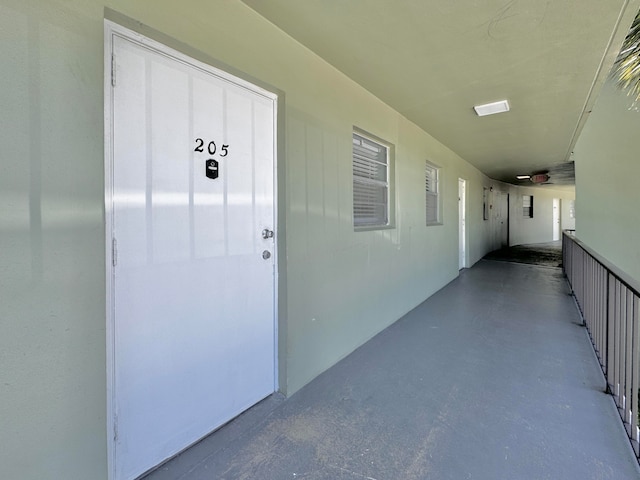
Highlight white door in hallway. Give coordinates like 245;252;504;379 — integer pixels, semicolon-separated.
499;193;509;247
553;198;560;241
105;23;277;480
458;179;466;269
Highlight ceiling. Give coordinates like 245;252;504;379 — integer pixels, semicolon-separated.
241;0;638;188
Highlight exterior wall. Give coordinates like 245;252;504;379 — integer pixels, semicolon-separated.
1;2;108;480
0;2;500;479
561;198;576;231
472;182;576;249
507;185;575;246
573;79;640;283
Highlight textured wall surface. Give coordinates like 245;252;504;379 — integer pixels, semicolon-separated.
0;2;566;479
573;79;640;282
507;185;575;246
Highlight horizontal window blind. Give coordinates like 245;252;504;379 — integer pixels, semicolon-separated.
425;162;439;224
353;133;389;227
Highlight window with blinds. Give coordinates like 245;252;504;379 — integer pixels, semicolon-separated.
523;195;533;217
352;132;390;228
425;162;440;225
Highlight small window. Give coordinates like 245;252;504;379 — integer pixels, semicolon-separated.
352;132;391;228
425;162;441;225
523;195;533;217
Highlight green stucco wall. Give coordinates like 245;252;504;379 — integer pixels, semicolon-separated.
0;2;557;479
507;185;575;246
573;79;640;283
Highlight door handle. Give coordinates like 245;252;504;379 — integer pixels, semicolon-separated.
262;229;274;239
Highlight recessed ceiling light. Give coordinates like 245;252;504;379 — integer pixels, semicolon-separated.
516;175;530;180
474;100;510;116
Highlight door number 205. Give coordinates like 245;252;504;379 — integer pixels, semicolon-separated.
194;138;229;157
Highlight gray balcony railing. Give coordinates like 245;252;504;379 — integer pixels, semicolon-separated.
563;231;640;460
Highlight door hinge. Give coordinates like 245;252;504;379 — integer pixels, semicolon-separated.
111;54;116;87
113;415;118;442
112;238;118;267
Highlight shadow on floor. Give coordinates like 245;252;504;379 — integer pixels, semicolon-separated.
483;241;563;268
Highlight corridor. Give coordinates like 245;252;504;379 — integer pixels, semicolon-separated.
145;259;640;480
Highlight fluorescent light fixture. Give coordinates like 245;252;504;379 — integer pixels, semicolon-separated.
474;100;510;116
516;175;530;180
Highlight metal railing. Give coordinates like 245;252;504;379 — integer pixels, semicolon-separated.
563;231;640;459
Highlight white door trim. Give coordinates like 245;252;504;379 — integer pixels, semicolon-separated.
103;20;279;480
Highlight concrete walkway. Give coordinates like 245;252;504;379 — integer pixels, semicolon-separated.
483;241;563;268
145;260;640;480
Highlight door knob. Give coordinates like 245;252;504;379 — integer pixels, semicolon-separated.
262;229;274;239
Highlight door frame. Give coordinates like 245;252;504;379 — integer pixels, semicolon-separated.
103;19;280;480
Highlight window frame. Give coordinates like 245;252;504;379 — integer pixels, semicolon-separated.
352;128;395;231
425;160;442;226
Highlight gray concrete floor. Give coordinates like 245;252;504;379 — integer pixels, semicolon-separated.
145;259;640;480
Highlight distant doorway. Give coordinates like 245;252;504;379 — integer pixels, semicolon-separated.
499;193;509;247
458;179;466;269
553;198;560;241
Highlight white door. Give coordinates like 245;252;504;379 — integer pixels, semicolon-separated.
105;24;277;480
458;179;466;269
500;193;509;247
552;198;560;241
